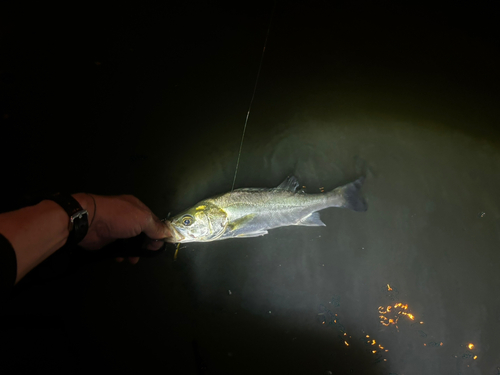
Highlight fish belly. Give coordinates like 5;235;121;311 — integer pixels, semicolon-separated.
220;204;322;240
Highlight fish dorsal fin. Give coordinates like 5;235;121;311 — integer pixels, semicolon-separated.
276;175;300;192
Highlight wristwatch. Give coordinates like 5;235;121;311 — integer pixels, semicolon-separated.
46;192;89;245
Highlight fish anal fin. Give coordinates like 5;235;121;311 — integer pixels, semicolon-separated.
298;212;326;226
276;175;300;192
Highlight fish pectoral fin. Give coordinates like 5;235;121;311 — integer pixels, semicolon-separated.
236;230;268;238
227;214;257;232
227;214;267;238
297;212;326;226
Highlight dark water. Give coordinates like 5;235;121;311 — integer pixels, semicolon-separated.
2;2;500;374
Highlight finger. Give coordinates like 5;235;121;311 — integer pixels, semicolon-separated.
143;214;172;240
144;239;165;251
128;256;140;265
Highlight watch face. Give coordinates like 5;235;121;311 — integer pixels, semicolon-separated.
71;210;89;243
70;209;88;222
48;194;89;243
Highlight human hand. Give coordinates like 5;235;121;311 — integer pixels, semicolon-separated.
73;193;171;264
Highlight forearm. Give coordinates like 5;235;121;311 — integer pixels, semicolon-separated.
0;192;166;285
0;194;94;284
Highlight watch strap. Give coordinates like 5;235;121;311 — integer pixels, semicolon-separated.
46;193;89;245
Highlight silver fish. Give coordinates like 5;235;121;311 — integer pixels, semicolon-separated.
167;176;367;243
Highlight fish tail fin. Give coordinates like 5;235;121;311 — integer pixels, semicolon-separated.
329;177;367;212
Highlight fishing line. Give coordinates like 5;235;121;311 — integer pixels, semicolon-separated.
231;3;276;192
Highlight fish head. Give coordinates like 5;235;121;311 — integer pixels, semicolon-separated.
168;202;228;243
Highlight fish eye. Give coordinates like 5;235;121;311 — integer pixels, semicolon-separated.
181;215;194;226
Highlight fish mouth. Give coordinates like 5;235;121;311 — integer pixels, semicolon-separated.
165;221;185;243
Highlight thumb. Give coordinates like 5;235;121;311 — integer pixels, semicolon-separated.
142;214;172;241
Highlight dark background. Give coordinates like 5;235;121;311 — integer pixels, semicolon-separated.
1;1;500;374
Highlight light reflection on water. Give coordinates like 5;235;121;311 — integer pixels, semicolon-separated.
118;13;500;371
158;118;500;374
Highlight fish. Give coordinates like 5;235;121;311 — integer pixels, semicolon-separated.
167;176;367;243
